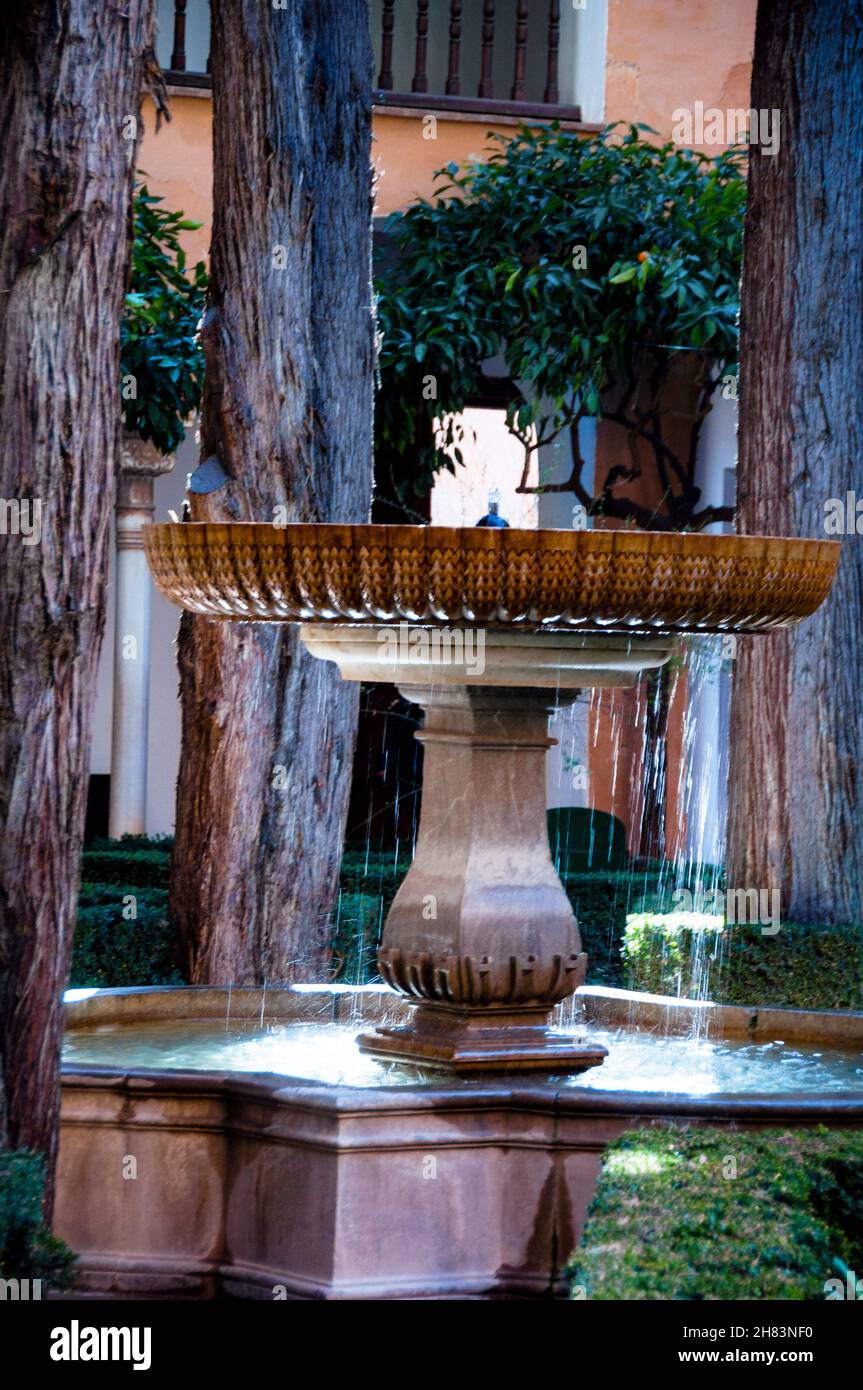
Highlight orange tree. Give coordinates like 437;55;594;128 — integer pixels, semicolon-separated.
375;124;745;530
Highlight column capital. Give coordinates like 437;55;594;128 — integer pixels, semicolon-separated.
119;431;175;479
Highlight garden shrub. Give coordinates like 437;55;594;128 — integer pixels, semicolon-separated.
623;910;724;997
567;1125;863;1301
562;870;668;987
376;125;743;531
331;855;717;988
719;921;863;1011
0;1151;75;1291
86;834;173;853
71;885;182;988
548;808;628;874
339;846;412;891
80;847;170;889
624;913;863;1010
330;892;386;985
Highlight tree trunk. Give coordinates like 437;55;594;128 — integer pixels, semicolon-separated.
0;0;153;1204
171;0;374;983
727;0;863;923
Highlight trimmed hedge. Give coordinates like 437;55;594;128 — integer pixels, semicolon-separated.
624;913;863;1010
0;1151;75;1291
71;884;182;988
562;870;670;987
332;861;713;987
719;920;863;1011
623;910;723;998
335;850;409;982
80;847;171;889
73;839;738;998
568;1125;863;1301
86;834;173;853
330;892;385;984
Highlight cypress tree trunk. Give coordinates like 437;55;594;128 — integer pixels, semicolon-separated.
727;0;863;923
170;0;374;983
0;0;153;1203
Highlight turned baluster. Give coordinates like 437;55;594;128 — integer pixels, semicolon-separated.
479;0;496;99
170;0;187;72
511;0;529;101
446;0;463;96
412;0;430;94
544;0;561;104
378;0;395;90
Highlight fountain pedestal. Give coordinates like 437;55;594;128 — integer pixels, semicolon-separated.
365;685;603;1071
301;624;676;1073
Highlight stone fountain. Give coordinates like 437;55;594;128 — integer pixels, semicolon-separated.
143;521;839;1075
51;520;848;1299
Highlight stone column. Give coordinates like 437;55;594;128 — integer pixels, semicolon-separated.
108;436;173;839
360;686;605;1071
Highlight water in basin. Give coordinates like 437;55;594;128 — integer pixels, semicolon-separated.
62;1019;863;1095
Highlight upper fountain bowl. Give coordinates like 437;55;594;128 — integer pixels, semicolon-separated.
143;522;839;633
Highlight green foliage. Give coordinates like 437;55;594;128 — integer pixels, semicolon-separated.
375;123;745;525
548;808;629;873
87;833;174;853
71;885;183;988
332;853;710;988
623;910;724;997
73;840;180;986
624;914;863;1010
0;1151;76;1290
330;892;385;984
719;922;863;1011
562;870;669;987
332;850;410;982
121;183;207;454
567;1125;863;1300
80;848;171;889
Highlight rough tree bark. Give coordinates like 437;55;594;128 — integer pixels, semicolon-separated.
170;0;374;983
727;0;863;922
0;1;153;1201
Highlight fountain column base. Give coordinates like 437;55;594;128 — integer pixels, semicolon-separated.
358;1000;607;1074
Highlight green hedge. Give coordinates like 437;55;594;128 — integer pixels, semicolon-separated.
86;834;173;853
568;1125;863;1300
720;920;863;1011
331;863;713;987
336;850;409;982
0;1151;75;1291
71;884;183;988
80;848;171;889
624;913;863;1010
331;892;385;984
339;848;411;894
561;870;671;987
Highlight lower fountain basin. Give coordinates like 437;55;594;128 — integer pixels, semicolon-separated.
56;985;863;1300
63;1006;863;1096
